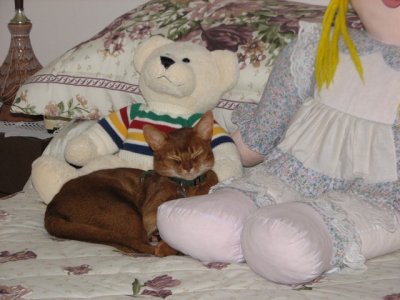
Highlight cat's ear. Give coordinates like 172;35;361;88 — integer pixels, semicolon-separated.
143;125;168;151
195;111;214;141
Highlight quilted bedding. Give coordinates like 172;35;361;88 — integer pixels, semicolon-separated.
1;0;400;298
1;185;400;300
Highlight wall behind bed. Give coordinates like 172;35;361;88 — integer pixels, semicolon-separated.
0;0;328;67
0;0;149;66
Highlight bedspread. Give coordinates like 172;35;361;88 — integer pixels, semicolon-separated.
1;186;399;300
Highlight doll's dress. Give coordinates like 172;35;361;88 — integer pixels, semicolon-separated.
280;52;399;183
213;22;400;270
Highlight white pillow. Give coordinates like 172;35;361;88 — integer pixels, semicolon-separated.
12;0;360;132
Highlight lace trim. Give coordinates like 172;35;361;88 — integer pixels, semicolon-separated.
290;21;320;101
210;166;303;208
0;121;53;139
350;189;400;233
210;171;276;208
307;191;400;271
212;167;399;272
306;194;366;270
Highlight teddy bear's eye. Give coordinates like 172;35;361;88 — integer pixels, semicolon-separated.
182;58;190;63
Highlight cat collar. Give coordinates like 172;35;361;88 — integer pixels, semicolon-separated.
140;170;207;188
168;174;207;188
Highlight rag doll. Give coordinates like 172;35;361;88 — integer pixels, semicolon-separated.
45;111;218;256
157;0;400;285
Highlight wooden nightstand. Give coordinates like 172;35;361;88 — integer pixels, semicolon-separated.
0;131;51;196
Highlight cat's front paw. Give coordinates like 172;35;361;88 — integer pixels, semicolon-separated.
154;241;178;257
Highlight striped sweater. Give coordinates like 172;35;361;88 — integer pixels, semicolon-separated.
98;103;235;158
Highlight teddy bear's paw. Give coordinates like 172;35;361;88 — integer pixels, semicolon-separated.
31;155;78;204
214;160;243;182
65;135;98;166
80;155;133;175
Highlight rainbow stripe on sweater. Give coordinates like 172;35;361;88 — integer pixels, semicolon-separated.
98;103;234;156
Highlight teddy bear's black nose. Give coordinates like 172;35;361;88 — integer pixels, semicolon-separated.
160;56;175;69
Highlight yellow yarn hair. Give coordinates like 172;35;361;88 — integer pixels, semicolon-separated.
315;0;363;90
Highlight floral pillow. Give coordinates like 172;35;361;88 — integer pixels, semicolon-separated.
11;0;362;132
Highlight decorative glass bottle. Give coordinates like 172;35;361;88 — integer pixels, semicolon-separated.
0;0;42;121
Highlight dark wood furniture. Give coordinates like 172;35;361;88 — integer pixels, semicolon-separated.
0;133;50;196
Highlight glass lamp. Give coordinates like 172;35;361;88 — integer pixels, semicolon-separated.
0;0;42;121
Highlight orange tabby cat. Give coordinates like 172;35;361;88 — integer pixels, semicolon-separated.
44;111;218;256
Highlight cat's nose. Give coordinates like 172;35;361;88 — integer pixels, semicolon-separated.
160;56;175;69
182;161;192;172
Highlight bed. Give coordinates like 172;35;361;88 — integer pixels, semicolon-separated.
2;0;400;299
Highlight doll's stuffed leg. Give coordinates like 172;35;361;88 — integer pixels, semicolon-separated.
336;195;400;262
241;202;333;285
157;189;257;263
241;194;400;285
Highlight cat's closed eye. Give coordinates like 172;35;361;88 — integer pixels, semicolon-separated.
191;149;203;160
167;154;182;163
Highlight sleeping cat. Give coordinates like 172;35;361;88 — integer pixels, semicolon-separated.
44;111;218;257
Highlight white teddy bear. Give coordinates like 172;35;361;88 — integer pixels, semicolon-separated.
32;36;243;204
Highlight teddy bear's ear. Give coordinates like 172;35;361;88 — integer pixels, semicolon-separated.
133;36;173;73
211;50;239;93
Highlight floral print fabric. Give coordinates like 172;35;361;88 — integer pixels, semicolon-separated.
0;185;399;299
11;0;361;124
220;21;400;271
233;22;400;204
